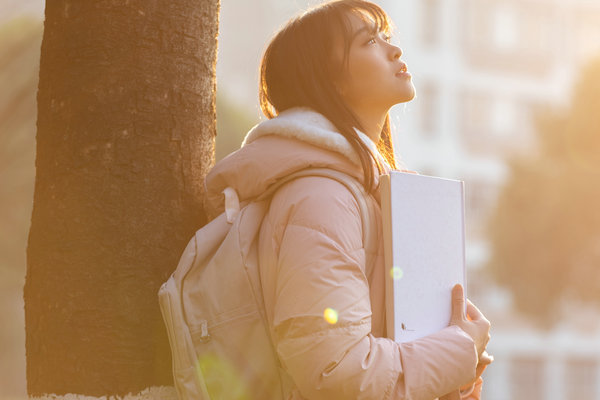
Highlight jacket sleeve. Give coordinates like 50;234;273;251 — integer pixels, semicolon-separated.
440;377;483;400
461;377;483;399
267;177;478;400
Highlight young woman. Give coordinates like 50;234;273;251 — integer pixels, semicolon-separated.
204;1;491;398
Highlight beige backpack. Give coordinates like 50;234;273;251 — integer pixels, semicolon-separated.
158;168;376;400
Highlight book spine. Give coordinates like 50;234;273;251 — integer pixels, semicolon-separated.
460;181;468;308
379;174;396;341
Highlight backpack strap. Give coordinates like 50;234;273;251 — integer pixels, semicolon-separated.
256;167;377;268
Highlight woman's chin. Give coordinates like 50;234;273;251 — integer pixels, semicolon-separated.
405;85;417;101
393;88;416;105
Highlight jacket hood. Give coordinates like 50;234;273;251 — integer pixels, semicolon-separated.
204;107;382;217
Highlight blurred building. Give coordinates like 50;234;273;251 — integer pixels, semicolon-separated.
378;0;600;398
383;0;600;270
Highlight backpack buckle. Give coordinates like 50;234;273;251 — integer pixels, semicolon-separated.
199;320;211;343
223;187;240;223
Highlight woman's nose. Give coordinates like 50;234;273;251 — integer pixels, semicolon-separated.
389;45;402;60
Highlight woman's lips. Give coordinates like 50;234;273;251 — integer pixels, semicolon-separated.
396;63;411;78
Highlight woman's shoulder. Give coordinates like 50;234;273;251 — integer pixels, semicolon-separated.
267;175;363;238
271;175;361;213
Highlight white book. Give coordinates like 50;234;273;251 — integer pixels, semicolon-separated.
380;172;466;343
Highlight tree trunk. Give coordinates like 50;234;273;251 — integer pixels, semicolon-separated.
25;0;219;396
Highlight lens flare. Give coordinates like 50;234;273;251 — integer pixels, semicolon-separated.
195;353;250;399
323;307;339;324
390;266;403;280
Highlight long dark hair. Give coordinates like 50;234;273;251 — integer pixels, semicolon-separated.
259;0;398;192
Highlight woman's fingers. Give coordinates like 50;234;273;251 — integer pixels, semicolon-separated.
450;285;492;359
451;284;465;322
479;351;494;366
466;299;484;320
466;300;491;344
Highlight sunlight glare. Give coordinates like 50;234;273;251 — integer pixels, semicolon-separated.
390;266;403;280
324;308;339;325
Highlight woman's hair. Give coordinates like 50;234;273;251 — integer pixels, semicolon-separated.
259;0;398;192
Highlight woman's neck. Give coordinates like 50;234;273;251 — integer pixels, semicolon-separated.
354;108;388;143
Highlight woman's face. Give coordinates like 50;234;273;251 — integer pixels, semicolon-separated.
335;13;415;116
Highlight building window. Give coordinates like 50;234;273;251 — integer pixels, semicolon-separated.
459;88;530;156
465;180;488;221
418;81;439;139
421;0;440;47
459;88;488;152
464;179;497;240
573;9;600;65
566;358;598;399
460;0;554;77
492;5;518;51
490;97;518;136
510;356;544;400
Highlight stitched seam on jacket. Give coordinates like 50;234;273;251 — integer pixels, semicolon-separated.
280;222;364;258
276;317;371;341
381;355;402;400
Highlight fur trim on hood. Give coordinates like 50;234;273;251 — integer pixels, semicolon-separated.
242;107;383;165
204;107;384;217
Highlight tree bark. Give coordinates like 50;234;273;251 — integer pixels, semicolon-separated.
25;0;219;396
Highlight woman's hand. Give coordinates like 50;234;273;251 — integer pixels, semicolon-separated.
458;351;493;393
449;284;491;360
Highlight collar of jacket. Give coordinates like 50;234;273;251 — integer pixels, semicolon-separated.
242;107;380;166
204;107;385;218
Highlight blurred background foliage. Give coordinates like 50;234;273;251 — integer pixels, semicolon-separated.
0;16;41;397
487;58;600;326
215;92;256;161
0;17;40;286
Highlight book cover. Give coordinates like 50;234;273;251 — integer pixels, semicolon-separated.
380;171;466;343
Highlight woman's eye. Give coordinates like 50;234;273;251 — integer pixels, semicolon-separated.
367;33;392;45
